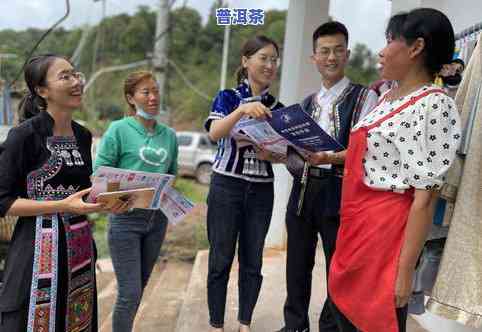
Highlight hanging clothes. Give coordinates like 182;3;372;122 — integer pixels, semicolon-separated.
456;30;480;65
427;34;482;328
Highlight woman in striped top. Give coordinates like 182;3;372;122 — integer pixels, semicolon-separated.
204;35;284;332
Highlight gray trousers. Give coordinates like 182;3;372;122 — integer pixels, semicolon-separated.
108;209;168;332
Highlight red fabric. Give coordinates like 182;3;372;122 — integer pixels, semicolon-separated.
328;89;445;332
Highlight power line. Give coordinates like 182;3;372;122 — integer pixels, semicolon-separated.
83;0;211;122
70;1;97;66
83;56;211;101
86;0;214;126
8;0;71;89
91;0;107;76
71;25;94;66
166;58;212;101
84;60;150;92
89;0;108;120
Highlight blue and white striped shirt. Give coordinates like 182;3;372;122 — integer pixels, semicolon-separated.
204;82;283;182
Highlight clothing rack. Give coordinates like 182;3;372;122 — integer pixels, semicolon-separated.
454;22;481;64
456;24;481;160
455;22;482;40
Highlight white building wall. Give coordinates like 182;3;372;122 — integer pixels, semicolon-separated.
391;0;482;34
390;0;422;14
437;0;482;34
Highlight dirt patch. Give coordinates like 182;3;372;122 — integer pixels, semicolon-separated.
161;203;208;262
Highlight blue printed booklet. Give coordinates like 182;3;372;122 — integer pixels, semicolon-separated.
233;103;343;157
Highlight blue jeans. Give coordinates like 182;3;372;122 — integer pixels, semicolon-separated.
207;173;274;328
108;209;167;332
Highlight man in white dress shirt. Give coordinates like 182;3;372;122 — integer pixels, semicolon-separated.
277;21;378;332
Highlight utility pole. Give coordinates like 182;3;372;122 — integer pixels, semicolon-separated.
153;0;170;123
0;53;17;125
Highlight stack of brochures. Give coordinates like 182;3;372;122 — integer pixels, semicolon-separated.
88;166;194;224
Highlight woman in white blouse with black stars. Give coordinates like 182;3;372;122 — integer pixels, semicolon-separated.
324;8;462;332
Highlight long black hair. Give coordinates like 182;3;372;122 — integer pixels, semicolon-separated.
18;54;67;122
386;8;455;77
235;35;280;85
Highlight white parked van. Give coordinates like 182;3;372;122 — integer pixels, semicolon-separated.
176;131;216;185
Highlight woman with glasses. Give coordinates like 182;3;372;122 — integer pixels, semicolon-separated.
0;54;124;331
328;9;462;332
94;71;178;332
204;35;284;332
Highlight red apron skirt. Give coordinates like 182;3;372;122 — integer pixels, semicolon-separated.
329;89;444;332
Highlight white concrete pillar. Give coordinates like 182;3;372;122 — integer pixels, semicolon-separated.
424;0;481;33
265;0;330;248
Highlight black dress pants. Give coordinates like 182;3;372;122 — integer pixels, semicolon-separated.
207;173;274;328
282;176;353;332
329;301;408;332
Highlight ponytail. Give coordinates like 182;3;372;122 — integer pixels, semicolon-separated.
235;66;248;85
18;54;64;122
18;92;46;123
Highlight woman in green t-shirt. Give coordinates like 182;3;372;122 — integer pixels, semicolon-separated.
94;71;178;332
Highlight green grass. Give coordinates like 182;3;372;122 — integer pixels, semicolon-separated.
161;212;209;262
91;213;110;258
91;178;209;259
173;178;209;204
163;178;209;261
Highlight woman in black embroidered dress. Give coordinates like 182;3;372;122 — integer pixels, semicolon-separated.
0;54;126;331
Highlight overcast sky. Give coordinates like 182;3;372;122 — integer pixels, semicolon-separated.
0;0;391;52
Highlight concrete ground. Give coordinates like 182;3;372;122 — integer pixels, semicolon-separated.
175;249;428;332
96;258;192;332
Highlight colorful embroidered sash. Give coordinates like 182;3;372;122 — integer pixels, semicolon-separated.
27;214;95;332
26;136;95;332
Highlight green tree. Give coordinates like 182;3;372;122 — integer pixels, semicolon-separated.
1;6;379;131
346;43;379;86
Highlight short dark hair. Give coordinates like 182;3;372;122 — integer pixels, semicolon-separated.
451;58;465;70
312;21;349;52
235;35;280;85
386;8;455;76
